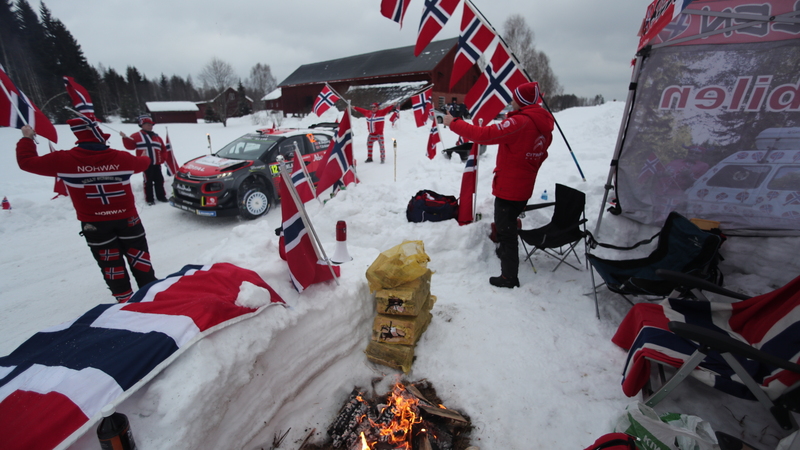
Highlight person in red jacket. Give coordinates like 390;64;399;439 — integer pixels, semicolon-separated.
351;102;395;163
16;118;157;302
443;81;555;288
120;115;167;205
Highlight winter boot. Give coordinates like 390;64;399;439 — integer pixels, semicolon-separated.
489;275;520;288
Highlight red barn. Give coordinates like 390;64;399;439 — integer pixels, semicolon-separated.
275;38;479;115
146;101;199;124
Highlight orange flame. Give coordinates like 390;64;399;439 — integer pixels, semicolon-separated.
357;383;423;450
360;432;370;450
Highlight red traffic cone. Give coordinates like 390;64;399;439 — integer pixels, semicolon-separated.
2;197;10;210
331;220;352;264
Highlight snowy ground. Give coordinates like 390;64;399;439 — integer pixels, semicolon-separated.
1;104;799;449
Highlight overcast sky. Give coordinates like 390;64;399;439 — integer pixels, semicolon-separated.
45;0;648;102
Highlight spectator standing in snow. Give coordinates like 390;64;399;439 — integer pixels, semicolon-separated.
443;82;554;288
16;120;157;302
446;97;467;119
351;102;395;163
121;115;167;205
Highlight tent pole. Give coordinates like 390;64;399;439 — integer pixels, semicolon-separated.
594;52;646;237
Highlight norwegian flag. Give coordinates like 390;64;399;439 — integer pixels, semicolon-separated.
313;84;340;117
426;114;440;160
316;112;356;194
103;266;126;280
0;263;284;450
414;0;460;56
457;143;479;225
99;249;120;261
613;273;800;400
381;0;412;27
290;158;316;204
638;152;664;184
456;135;471;146
450;1;496;89
390;108;399;127
0;64;58;143
86;184;126;205
412;88;432;128
164;131;180;176
638;0;696;50
464;44;529;126
49;141;68;198
279;181;339;293
126;249;153;272
62;76;95;120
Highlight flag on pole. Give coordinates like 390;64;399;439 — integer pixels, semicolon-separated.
381;0;412;27
0;64;58;143
464;44;529;126
450;1;497;89
62;76;95;120
49;141;68;198
312;84;340;117
457;143;479;225
390;108;399;127
412;88;432;128
164;131;180;177
414;0;460;56
426;114;440;160
315;111;355;194
278;181;340;292
290;157;316;204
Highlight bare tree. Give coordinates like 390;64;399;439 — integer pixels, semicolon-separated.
198;57;237;94
247;63;277;110
502;14;562;97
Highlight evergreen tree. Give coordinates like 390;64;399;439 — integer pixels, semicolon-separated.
0;0;20;73
236;81;251;116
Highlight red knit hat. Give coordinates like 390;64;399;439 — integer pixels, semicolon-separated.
138;115;154;127
68;117;110;144
512;81;541;106
371;102;380;108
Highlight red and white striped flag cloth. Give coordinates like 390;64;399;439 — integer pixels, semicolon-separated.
0;64;58;143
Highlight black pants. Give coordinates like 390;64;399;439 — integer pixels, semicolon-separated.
81;215;157;301
144;164;166;202
494;197;528;279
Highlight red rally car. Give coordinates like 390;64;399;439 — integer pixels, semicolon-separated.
170;124;336;219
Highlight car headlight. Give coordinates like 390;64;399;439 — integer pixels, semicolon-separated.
215;172;233;179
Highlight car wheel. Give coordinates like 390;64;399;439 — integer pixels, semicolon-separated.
238;181;271;220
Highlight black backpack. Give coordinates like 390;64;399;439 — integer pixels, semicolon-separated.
406;190;459;223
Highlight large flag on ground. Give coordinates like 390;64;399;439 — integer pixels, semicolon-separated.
0;263;284;450
381;0;412;27
426;114;440;160
414;0;461;56
164;131;180;177
49;141;68;198
316;112;355;193
465;44;529;126
62;76;95;120
412;88;432;128
290;158;315;204
279;181;340;292
0;64;58;143
457;143;479;225
450;1;496;89
312;84;340;117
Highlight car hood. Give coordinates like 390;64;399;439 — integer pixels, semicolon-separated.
180;155;250;176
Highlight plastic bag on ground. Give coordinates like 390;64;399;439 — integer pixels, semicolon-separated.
366;240;430;292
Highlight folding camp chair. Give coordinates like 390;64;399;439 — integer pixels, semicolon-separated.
586;212;724;317
612;273;800;431
517;183;587;273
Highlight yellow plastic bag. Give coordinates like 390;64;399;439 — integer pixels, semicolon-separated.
366;241;430;291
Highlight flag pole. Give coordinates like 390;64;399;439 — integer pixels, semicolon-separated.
294;147;324;205
345;106;360;184
325;82;347;104
278;158;339;285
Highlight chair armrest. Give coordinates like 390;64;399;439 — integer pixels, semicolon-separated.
668;322;800;374
655;269;750;300
523;202;556;211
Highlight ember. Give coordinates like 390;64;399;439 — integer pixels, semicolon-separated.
302;380;472;450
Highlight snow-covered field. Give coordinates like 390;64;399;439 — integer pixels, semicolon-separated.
1;104;798;449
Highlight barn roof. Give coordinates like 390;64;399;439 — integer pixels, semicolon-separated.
278;37;458;87
146;101;199;112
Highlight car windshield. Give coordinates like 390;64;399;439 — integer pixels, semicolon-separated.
215;135;280;161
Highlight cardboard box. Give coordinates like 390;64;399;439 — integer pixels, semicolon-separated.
375;270;432;316
371;308;433;346
365;341;415;373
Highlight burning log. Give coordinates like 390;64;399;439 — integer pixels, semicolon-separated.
315;380;472;450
